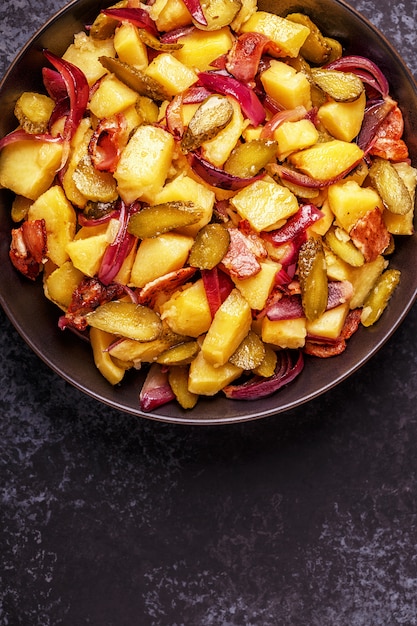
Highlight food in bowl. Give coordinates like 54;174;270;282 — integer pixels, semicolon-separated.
0;0;415;413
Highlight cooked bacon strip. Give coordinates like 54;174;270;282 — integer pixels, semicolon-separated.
137;267;197;308
9;219;47;280
226;32;281;84
304;309;362;358
220;227;262;279
369;104;409;161
89;113;128;172
349;206;390;262
59;276;125;331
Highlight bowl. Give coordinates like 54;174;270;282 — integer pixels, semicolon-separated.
1;0;416;425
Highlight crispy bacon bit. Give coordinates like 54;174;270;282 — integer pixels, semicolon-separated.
349;206;390;262
137;267;197;308
226;32;280;84
304;309;362;357
369;104;409;161
220;227;262;279
59;276;125;331
9;219;47;280
89;114;128;172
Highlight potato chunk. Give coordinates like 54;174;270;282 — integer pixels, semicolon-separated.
114;124;174;204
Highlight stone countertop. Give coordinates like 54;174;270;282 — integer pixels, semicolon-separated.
1;1;417;624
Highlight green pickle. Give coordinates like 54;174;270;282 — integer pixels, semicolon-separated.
361;269;401;327
298;238;328;322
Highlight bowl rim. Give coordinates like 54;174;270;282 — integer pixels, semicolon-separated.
1;0;416;425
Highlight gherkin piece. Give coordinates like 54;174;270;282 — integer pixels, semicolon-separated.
73;155;118;203
324;226;365;267
229;330;266;370
361;269;401;327
286;13;332;65
298;238;328;322
368;157;413;215
156;341;199;365
181;95;234;153
127;202;204;239
99;56;171;101
224;139;278;178
311;68;364;102
82;200;117;221
87;301;162;341
89;0;128;40
137;28;183;51
188;223;230;270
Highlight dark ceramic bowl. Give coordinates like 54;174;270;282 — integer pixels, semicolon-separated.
1;0;416;424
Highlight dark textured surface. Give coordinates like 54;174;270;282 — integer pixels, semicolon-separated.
1;0;417;624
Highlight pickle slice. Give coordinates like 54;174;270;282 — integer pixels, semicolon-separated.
87;301;162;341
181;95;234;153
168;365;198;409
252;344;277;378
311;68;364;102
127;202;203;239
298;238;328;322
368;157;413;215
361;269;401;327
137;29;183;51
188;223;230;270
99;56;170;101
286;13;332;65
324;226;365;267
73;155;118;203
157;341;199;365
229;330;266;370
224;139;278;178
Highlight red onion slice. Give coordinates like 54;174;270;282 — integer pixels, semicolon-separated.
101;7;159;36
188;152;265;190
197;71;266;126
0;128;62;151
262;204;324;245
325;55;389;98
140;364;175;411
223;349;304;400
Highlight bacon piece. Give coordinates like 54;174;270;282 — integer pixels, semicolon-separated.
304;309;362;358
226;32;279;84
220;227;262;279
369;104;409;161
59;276;126;331
349;206;390;262
137;267;197;308
89;113;128;172
9;219;47;280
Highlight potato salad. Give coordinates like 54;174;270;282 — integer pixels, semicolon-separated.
0;0;415;411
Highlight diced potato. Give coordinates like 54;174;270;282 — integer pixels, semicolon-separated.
160;279;212;337
261;60;311;110
113;239;138;285
328;180;383;232
130;233;194;287
348;254;386;309
14;92;55;134
114;124;174;204
240;11;310;57
0;140;63;201
28;185;77;266
201;288;252;366
173;27;234;71
289;140;364;182
233;259;281;310
66;232;109;277
188;351;243;395
150;0;192;32
230;178;299;231
109;329;183;362
275;119;319;160
201;96;244;167
306;303;349;339
309;198;333;236
44;260;84;309
324;247;353;282
318;91;366;142
145;53;198;96
90;327;126;385
261;316;307;349
113;22;148;69
63;32;115;86
153;172;215;236
89;74;139;118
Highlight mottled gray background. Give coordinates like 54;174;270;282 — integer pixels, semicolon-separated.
1;1;417;625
